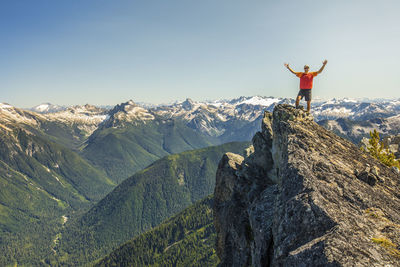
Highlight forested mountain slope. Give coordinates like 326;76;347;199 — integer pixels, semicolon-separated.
56;142;249;265
96;196;217;267
0;107;114;266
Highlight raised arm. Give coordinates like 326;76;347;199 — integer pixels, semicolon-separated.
317;60;328;74
284;63;299;75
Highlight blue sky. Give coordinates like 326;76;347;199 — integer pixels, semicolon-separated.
1;0;399;107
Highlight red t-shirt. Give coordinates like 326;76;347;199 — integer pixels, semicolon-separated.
296;72;318;89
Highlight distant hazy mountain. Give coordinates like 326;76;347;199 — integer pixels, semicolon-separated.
318;114;400;143
311;98;400;121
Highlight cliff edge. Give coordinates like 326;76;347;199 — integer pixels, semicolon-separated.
214;104;400;267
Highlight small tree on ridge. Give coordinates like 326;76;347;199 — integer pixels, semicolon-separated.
367;129;400;168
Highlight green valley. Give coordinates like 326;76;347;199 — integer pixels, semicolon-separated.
56;141;249;265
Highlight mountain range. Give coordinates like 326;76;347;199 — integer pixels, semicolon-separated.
1;96;399;266
10;96;400;147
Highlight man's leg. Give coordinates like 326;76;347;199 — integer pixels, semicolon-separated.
304;89;312;112
296;95;301;108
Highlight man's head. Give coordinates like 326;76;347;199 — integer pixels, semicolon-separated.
304;65;310;73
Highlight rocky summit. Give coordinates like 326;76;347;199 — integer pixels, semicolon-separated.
214;104;400;267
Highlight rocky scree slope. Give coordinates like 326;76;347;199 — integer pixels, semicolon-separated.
214;104;400;267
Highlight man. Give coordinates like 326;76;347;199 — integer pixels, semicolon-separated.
284;60;328;112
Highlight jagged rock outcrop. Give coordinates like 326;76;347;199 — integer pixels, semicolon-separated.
214;104;400;267
100;100;155;128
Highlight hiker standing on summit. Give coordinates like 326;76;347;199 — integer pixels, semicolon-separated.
284;60;328;112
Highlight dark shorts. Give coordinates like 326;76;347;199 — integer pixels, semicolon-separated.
297;89;312;101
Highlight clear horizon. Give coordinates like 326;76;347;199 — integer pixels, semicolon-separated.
1;95;399;110
1;1;399;108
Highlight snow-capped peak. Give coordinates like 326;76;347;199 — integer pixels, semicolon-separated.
43;104;110;136
181;98;196;110
33;103;53;112
0;103;44;128
102;100;155;128
341;98;358;103
127;100;136;106
66;104;105;114
30;103;65;113
0;103;13;109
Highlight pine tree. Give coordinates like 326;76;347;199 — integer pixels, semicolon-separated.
367;130;400;168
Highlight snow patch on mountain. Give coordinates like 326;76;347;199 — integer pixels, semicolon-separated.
0;103;13;109
31;103;65;113
45;104;109;136
46;105;107;122
0;103;43;128
115;106;155;121
313;107;355;118
235;96;281;106
100;100;155;128
36;104;50;112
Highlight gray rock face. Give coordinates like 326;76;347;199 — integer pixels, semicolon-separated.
213;104;400;267
383;135;400;159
